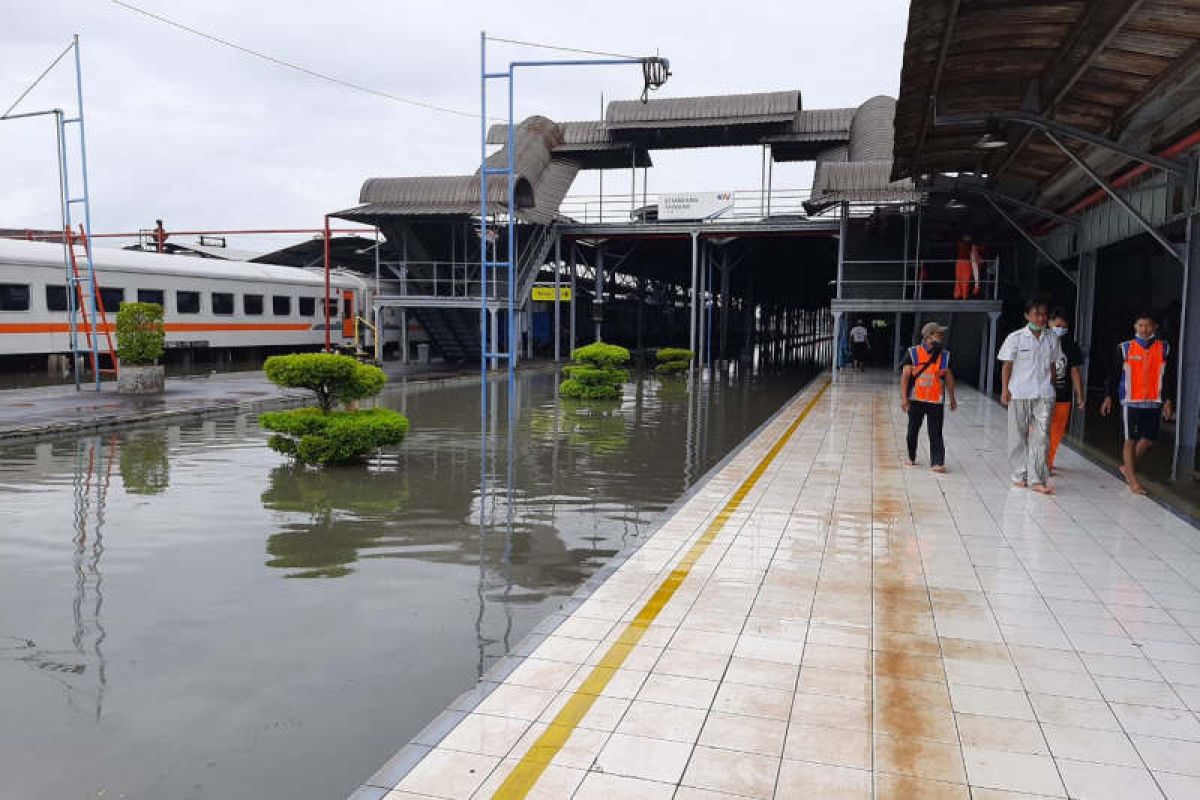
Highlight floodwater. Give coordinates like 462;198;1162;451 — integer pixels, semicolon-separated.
0;364;815;800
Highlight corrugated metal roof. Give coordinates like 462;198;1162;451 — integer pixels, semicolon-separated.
849;96;896;161
792;107;856;135
526;158;581;225
605;90;801;129
357;175;532;217
806;161;919;210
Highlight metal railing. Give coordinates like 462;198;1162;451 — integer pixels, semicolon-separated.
837;257;1001;301
557;188;830;224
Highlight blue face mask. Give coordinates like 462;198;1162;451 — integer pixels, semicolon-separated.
1051;326;1067;337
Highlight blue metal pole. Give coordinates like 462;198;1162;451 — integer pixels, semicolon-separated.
73;35;101;391
479;31;488;497
506;66;516;405
56;109;80;391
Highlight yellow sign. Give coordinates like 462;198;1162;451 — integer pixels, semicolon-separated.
531;286;571;302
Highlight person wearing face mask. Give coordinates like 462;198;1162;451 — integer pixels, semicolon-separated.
1047;307;1085;473
998;299;1062;494
900;322;957;472
1100;312;1175;495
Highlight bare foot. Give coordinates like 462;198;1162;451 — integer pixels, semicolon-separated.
904;459;917;467
1013;480;1027;488
1031;484;1055;495
931;465;946;473
1118;465;1130;483
1128;482;1148;495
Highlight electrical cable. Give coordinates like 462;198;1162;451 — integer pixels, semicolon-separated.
110;0;482;119
486;36;642;61
2;40;75;119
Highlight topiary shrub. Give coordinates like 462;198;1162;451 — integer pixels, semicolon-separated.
263;353;385;413
115;302;165;365
655;346;694;376
260;352;407;466
260;407;409;466
561;342;630;400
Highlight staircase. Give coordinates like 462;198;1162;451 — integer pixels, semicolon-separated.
412;308;483;363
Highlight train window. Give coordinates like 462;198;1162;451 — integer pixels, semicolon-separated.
99;288;124;311
46;285;69;312
0;283;31;311
138;288;165;306
212;293;234;315
272;295;291;316
298;297;315;317
244;294;264;315
326;299;338;319
177;291;201;314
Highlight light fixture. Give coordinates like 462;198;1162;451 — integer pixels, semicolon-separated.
945;198;969;210
974;131;1009;149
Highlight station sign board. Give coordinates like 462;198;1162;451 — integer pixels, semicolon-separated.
658;191;734;221
531;286;571;302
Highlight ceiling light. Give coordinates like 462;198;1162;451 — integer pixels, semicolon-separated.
945;198;969;210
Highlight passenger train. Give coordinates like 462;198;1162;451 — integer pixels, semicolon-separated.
0;238;387;360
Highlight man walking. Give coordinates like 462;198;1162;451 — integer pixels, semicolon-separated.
1100;312;1175;495
1047;307;1085;472
999;299;1061;494
849;318;870;372
900;321;957;473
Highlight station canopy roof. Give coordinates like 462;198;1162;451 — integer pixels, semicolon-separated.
892;0;1200;223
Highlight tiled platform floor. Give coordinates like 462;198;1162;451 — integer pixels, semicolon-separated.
362;373;1200;799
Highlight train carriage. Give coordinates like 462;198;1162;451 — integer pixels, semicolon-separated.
0;238;375;358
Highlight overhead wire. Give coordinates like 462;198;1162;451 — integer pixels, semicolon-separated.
2;40;75;119
110;0;482;119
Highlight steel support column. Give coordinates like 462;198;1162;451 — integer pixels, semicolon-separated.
689;230;699;355
593;247;604;343
986;311;1001;396
569;241;577;355
1174;210;1200;478
553;235;561;362
893;311;903;370
831;310;842;380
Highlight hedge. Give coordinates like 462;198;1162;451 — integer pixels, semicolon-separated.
560;341;630;400
263;353;386;413
260;407;410;466
115;302;165;365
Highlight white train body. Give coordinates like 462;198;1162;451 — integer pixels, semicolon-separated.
0;239;380;357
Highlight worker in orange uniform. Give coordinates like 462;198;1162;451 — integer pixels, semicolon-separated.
900;321;957;472
954;235;981;299
1100;312;1175;495
1047;308;1085;472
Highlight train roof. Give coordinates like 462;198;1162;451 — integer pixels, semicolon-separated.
0;238;364;288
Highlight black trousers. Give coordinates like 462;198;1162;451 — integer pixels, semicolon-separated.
907;400;945;466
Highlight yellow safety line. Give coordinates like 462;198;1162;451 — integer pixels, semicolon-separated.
493;379;831;798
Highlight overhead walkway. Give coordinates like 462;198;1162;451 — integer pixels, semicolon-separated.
351;372;1200;800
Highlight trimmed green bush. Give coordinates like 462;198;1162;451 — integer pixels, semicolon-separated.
655;346;694;376
571;342;631;369
260;407;409;466
263;353;386;413
561;341;630;400
115;302;165;365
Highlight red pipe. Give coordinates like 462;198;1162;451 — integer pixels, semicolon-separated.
1039;127;1200;233
323;215;332;353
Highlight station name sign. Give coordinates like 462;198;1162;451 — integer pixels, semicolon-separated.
659;191;734;221
531;286;571;302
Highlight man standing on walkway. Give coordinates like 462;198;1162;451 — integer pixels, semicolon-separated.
1047;307;1085;473
999;299;1061;494
900;321;957;473
849;318;870;372
1100;312;1175;495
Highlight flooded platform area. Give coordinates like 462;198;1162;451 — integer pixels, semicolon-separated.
365;373;1200;800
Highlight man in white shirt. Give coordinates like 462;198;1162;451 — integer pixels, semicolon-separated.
999;299;1062;494
849;319;870;372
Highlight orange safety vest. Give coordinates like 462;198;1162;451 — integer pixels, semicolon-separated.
909;345;949;403
1120;338;1168;404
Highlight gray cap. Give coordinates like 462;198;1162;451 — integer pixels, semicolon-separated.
921;321;947;338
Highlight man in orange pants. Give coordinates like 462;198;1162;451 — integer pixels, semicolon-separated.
1047;308;1084;472
954;235;981;299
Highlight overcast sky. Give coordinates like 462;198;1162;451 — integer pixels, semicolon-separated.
1;0;905;250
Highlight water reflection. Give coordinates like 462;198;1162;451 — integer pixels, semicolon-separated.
261;465;411;578
119;430;171;495
12;437;113;721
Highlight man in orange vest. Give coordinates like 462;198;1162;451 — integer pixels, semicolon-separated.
1100;312;1175;495
954;235;981;299
900;321;957;472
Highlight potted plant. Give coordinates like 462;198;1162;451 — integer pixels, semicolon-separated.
116;301;166;395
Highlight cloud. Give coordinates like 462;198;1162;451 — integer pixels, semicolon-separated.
1;0;905;248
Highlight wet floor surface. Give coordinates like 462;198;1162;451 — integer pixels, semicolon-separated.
0;366;810;800
376;372;1200;800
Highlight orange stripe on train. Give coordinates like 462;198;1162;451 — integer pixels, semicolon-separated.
0;322;315;334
